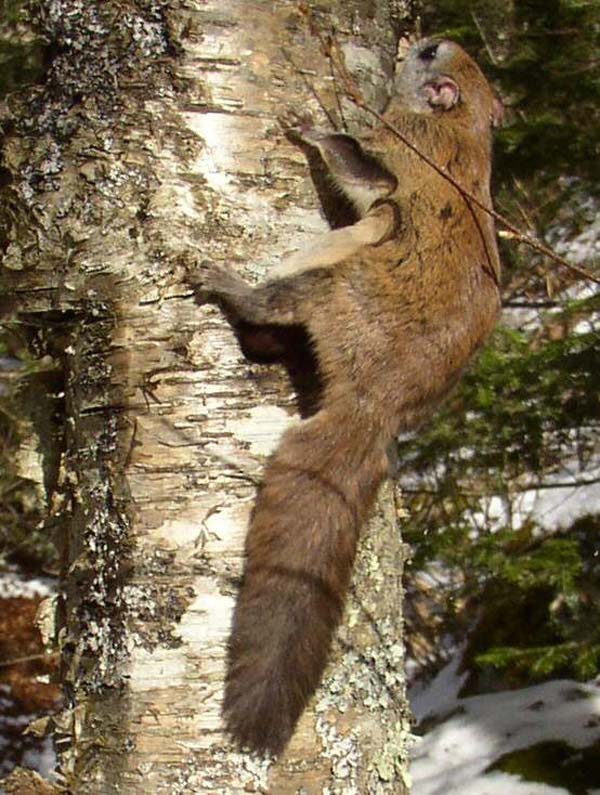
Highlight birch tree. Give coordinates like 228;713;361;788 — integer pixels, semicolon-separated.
1;1;413;792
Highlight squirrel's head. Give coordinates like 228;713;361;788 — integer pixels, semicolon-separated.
396;39;503;133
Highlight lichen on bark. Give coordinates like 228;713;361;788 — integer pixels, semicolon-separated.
1;1;414;791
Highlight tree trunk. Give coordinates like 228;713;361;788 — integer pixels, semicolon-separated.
1;1;413;792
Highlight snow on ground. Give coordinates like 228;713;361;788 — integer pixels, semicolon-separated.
409;664;600;795
468;461;600;537
546;191;600;266
0;682;55;778
0;568;54;600
409;643;468;723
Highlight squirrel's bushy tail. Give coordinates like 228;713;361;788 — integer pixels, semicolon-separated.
223;408;388;755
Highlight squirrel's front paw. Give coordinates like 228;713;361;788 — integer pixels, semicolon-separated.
279;109;314;132
279;110;319;145
279;111;342;151
186;260;246;298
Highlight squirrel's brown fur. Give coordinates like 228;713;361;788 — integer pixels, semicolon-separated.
188;38;502;756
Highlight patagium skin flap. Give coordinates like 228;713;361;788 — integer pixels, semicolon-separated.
187;38;503;756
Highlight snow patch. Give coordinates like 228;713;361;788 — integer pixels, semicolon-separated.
0;570;55;599
410;678;600;795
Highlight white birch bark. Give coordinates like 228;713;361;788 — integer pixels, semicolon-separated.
1;1;414;792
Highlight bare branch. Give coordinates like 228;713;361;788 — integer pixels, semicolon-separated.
298;5;600;287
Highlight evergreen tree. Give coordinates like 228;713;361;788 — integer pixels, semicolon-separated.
405;0;600;687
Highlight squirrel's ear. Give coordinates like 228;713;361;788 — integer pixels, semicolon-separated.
491;95;504;128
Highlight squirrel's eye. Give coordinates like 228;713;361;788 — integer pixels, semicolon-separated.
419;43;439;61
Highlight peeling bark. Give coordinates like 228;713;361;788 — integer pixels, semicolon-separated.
1;1;415;792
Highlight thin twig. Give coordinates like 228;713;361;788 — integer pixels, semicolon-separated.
366;106;599;285
281;47;340;130
471;11;498;66
298;4;600;287
357;94;598;285
0;653;54;668
329;47;347;132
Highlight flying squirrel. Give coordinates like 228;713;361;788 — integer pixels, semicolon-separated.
186;38;503;756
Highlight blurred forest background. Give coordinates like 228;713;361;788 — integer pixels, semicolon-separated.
405;0;600;693
0;0;598;788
